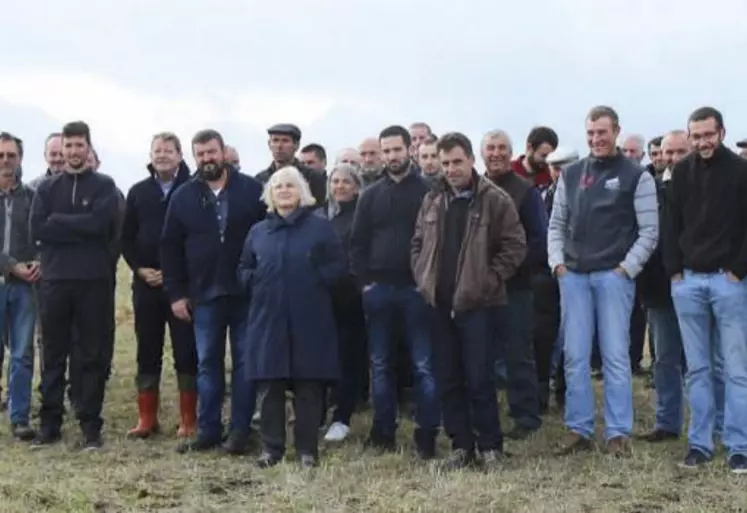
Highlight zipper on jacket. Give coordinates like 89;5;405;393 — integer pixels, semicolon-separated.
71;174;78;207
451;192;479;309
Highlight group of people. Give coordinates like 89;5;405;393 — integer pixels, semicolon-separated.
0;104;745;474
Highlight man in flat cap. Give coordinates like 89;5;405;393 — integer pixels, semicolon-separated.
737;138;747;159
255;124;327;206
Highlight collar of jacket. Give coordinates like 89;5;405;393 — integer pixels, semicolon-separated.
588;149;626;169
148;160;192;182
267;206;311;230
694;143;729;167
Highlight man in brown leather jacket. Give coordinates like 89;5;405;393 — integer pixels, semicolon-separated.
411;132;526;470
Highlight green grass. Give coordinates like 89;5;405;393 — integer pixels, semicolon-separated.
0;263;744;512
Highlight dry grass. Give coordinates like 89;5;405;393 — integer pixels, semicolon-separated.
0;264;744;512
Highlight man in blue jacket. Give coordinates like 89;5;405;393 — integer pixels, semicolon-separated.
161;129;265;455
30;121;121;451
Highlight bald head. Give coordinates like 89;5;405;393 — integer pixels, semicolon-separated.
661;130;690;169
336;147;361;168
621;134;645;163
358;137;382;172
225;145;240;169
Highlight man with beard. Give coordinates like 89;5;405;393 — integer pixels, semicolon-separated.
482;130;548;433
161;129;265;455
256;124;326;205
621;134;646;164
122;132;197;440
30;121;121;450
646;136;666;176
358;137;384;188
350;125;440;459
664;107;747;473
417;137;442;189
512;126;559;188
0;132;39;441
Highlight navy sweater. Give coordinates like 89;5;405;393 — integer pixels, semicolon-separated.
350;170;429;287
30;169;120;281
160;167;265;304
121;161;191;278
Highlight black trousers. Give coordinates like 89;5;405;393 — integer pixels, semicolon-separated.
39;279;114;436
532;271;560;404
431;305;503;452
132;281;197;390
629;293;647;370
258;379;324;458
330;319;368;426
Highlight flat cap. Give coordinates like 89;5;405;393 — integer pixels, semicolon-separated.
267;123;302;141
736;138;747;148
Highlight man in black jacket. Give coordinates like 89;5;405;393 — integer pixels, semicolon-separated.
30;121;121;450
121;132;197;440
255;124;326;206
349;125;440;459
663;107;747;473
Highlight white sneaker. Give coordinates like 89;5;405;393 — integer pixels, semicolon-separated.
324;422;350;442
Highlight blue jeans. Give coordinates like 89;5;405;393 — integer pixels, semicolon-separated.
671;270;747;458
492;289;541;430
0;281;35;425
559;270;635;440
362;283;440;439
649;305;684;434
193;295;255;441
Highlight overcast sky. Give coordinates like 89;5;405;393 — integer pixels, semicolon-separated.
2;0;745;190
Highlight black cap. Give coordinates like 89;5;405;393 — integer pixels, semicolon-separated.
267;123;301;142
737;138;747;149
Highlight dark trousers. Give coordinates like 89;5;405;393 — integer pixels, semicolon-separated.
492;288;542;430
432;306;502;452
258;379;324;458
38;279;114;436
532;272;560;406
132;281;197;390
330;320;367;426
629;293;647;370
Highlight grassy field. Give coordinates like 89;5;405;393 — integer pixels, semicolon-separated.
0;264;744;512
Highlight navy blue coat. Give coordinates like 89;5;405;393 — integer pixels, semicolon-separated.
238;207;347;381
161;167;265;304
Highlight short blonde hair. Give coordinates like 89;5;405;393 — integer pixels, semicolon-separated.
261;166;316;212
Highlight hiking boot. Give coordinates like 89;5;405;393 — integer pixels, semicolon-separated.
222;430;252;456
554;432;595;456
636;429;678;443
82;432;103;452
176;436;221;454
605;436;632;458
12;423;36;442
30;428;61;449
679;448;711;469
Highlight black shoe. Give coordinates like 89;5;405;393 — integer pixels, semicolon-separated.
256;451;282;469
222;430;251;456
298;453;318;468
505;424;536;441
728;454;747;475
679;449;711;469
30;429;61;449
440;448;478;471
636;429;679;443
414;428;437;460
176;437;221;454
12;424;37;442
82;433;103;452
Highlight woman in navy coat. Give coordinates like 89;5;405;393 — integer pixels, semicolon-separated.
238;165;347;469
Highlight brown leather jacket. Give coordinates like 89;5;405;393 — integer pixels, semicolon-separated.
411;173;527;312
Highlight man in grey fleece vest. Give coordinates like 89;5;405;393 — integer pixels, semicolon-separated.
548;106;658;457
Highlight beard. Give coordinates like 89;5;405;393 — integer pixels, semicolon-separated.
198;161;225;182
386;160;409;176
527;154;548;174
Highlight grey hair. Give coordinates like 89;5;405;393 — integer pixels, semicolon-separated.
261;166;316;213
326;163;362;218
482;129;513;152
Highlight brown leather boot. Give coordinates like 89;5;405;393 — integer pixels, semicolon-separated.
127;390;159;439
177;390;198;438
